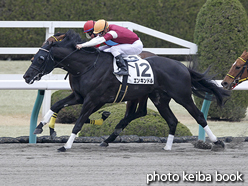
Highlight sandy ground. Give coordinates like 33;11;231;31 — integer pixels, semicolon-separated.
0;142;247;186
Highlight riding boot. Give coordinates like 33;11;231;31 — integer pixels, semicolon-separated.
114;54;129;76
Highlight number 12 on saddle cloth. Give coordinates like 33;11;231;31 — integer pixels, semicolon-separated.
113;55;154;84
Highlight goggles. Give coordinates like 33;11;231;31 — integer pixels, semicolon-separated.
85;30;96;39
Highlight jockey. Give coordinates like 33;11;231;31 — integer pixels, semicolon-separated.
83;20;97;39
76;19;143;76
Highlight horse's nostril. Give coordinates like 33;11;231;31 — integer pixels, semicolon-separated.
221;81;227;87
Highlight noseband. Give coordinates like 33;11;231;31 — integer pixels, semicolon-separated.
226;57;248;88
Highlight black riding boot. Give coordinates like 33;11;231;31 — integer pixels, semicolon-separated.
114;54;129;76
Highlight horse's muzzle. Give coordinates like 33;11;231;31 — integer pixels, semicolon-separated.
221;81;233;90
23;73;42;84
23;65;43;84
23;74;33;84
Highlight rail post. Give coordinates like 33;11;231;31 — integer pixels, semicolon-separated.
29;90;45;143
198;93;212;141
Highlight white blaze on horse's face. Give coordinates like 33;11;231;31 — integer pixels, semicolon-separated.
232;61;237;66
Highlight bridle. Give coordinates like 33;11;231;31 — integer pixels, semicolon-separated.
37;47;100;76
226;57;248;89
28;48;54;83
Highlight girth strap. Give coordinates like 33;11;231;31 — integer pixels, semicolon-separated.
113;75;128;103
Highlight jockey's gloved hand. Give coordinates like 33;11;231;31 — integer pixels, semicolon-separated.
76;44;83;50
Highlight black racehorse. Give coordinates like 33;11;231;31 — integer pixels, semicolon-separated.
23;30;229;152
31;32;155;139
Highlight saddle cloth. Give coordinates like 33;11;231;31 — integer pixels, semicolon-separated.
113;55;154;84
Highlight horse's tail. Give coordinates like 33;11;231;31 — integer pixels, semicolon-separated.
188;67;230;106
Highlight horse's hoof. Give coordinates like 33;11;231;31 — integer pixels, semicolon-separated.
50;131;57;140
102;111;111;121
33;128;43;134
193;140;212;149
211;140;225;151
100;141;109;147
57;147;66;152
163;146;172;151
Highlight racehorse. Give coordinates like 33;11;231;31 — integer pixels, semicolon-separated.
221;50;248;90
32;32;156;139
23;30;229;152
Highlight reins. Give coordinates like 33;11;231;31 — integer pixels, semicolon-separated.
51;47;100;76
77;48;100;76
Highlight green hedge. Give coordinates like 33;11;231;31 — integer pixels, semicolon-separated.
194;0;248;121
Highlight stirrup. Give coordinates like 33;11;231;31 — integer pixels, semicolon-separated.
114;69;129;76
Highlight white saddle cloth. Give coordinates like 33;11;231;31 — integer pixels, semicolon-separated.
113;55;154;84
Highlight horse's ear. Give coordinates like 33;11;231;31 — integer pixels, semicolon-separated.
58;34;66;41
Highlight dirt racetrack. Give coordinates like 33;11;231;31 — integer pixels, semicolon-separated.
0;142;247;186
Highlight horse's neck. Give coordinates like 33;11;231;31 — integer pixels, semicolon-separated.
55;49;104;75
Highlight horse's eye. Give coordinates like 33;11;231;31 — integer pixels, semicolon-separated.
38;56;45;64
39;56;45;61
235;66;241;70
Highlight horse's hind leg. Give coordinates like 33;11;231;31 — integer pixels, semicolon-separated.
176;96;224;149
101;96;148;146
149;92;178;150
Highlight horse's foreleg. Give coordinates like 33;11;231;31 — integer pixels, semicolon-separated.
59;115;92;152
58;102;104;152
33;110;54;134
101;96;148;146
34;93;81;137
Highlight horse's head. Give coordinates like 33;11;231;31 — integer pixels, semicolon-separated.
24;30;83;84
23;41;55;84
221;50;248;90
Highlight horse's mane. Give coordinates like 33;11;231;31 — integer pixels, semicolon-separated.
53;29;98;53
54;32;65;36
52;29;82;48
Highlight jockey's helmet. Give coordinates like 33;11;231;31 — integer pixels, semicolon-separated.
93;19;109;34
84;20;95;33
